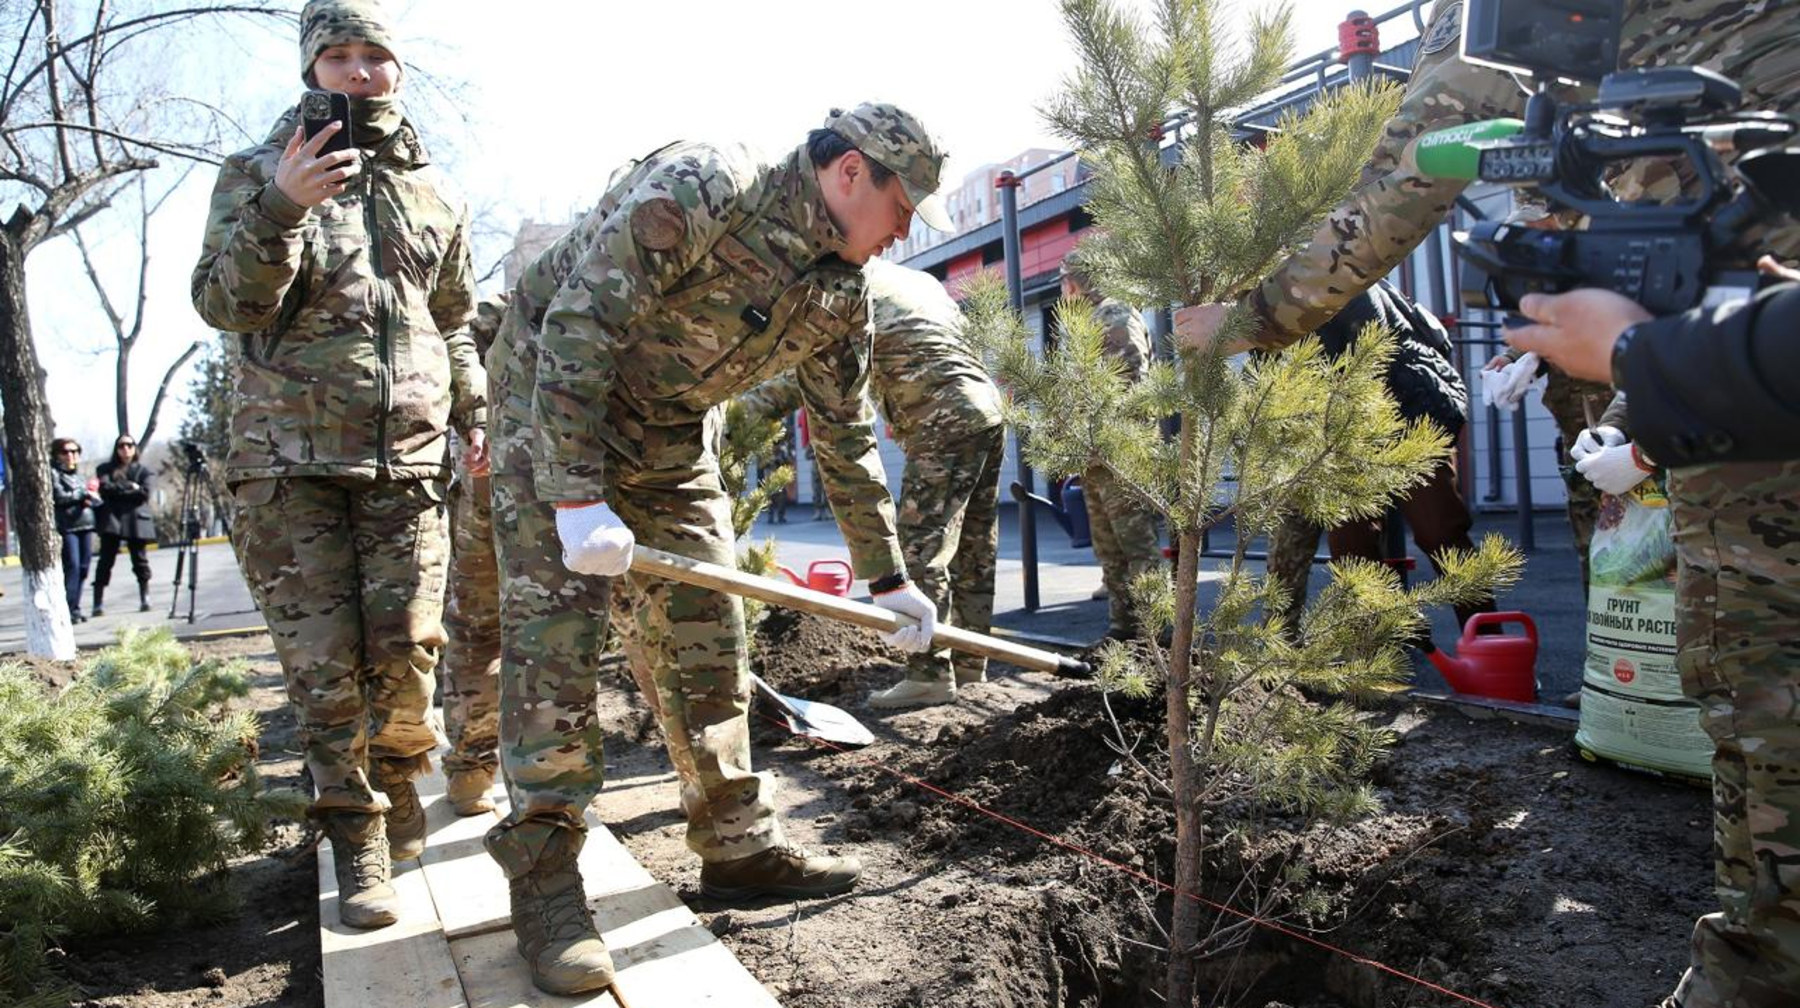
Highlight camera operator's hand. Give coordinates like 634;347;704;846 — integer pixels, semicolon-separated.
1479;352;1543;412
274;123;360;209
1572;425;1653;496
1507;289;1653;384
1759;255;1800;284
462;427;489;477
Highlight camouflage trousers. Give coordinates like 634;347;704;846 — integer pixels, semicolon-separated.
229;475;448;815
484;389;782;877
1542;373;1613;591
1085;464;1163;633
1266;457;1492;636
441;471;500;775
897;425;1004;685
1264;514;1324;630
1667;460;1800;1008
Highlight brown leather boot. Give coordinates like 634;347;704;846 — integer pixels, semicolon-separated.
507;841;614;994
445;766;497;816
321;811;400;929
699;844;861;902
369;757;427;860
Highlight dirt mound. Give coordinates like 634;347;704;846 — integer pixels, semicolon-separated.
743;612;1710;1008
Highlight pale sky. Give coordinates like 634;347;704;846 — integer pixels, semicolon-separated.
21;0;1422;454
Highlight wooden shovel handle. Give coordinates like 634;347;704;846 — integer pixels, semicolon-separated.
631;545;1091;677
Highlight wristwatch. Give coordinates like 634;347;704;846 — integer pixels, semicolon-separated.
868;571;909;595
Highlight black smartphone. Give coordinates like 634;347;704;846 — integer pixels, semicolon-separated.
300;89;352;156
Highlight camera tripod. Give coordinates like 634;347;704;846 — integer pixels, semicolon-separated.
168;449;231;623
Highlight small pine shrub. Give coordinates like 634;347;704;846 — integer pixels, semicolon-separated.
0;629;308;1004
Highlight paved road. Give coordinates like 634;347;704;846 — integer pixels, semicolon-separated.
2;505;1586;700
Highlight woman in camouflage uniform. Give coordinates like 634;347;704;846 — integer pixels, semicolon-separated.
190;0;485;930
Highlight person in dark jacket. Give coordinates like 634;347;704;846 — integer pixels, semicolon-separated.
1506;274;1800;467
51;438;100;622
1262;281;1496;638
93;434;156;614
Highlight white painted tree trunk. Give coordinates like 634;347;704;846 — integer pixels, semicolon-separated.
25;563;76;660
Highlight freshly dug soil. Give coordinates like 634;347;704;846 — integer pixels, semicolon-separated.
33;613;1713;1008
655;611;1711;1008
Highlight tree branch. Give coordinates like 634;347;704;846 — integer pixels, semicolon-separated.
69;225;126;340
3;120;213;164
138;340;203;448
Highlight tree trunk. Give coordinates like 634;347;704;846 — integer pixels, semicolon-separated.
1164;523;1205;1007
0;221;76;659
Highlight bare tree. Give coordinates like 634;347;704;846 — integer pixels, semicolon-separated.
0;0;284;656
68;171;204;448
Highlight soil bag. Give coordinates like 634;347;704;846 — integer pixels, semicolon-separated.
1574;476;1711;780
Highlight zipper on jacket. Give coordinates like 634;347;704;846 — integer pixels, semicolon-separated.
363;152;395;475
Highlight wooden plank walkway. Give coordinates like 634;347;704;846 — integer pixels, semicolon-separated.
317;752;777;1008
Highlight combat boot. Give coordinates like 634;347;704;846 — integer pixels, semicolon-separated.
137;579;151;612
446;766;497;816
507;842;614;994
699;844;861;902
369;757;427;860
868;679;955;709
321;811;400;929
91;585;105;617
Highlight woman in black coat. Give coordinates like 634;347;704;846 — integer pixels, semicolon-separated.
51;437;101;621
93;434;157;614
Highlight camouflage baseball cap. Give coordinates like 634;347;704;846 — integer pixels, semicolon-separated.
824;102;953;233
299;0;401;84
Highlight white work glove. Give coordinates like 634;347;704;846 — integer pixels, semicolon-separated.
872;582;938;653
1571;426;1653;496
554;501;635;577
1480;352;1546;413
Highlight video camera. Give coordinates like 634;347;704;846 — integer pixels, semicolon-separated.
1411;0;1800;315
177;439;210;474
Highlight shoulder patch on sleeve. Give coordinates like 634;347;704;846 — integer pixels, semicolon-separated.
1420;1;1463;56
630;197;688;251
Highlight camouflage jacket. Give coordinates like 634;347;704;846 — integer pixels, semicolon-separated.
1246;0;1800;350
1093;298;1152;380
490;141;905;580
738;259;1002;451
192;107;485;485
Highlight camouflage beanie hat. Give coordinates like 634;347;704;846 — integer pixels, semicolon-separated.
299;0;402;84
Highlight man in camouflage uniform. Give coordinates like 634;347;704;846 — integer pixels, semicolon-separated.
740;259;1005;708
483;103;949;995
191;0;485;930
440;295;509;816
1062;252;1164;638
1174;3;1800;1002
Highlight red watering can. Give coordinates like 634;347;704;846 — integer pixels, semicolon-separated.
776;559;854;598
1427;611;1539;703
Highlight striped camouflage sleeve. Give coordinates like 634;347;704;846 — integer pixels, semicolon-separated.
796;303;906;583
191;151;311;334
736;374;805;424
1244;0;1523;350
432;209;486;432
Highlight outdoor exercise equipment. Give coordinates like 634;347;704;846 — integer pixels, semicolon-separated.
1427;611;1539;703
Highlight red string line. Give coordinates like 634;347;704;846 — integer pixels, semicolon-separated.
755;706;1504;1008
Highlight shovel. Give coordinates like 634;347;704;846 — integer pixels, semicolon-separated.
749;671;874;747
631;545;1093;743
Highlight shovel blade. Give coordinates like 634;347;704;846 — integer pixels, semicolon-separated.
777;692;875;748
